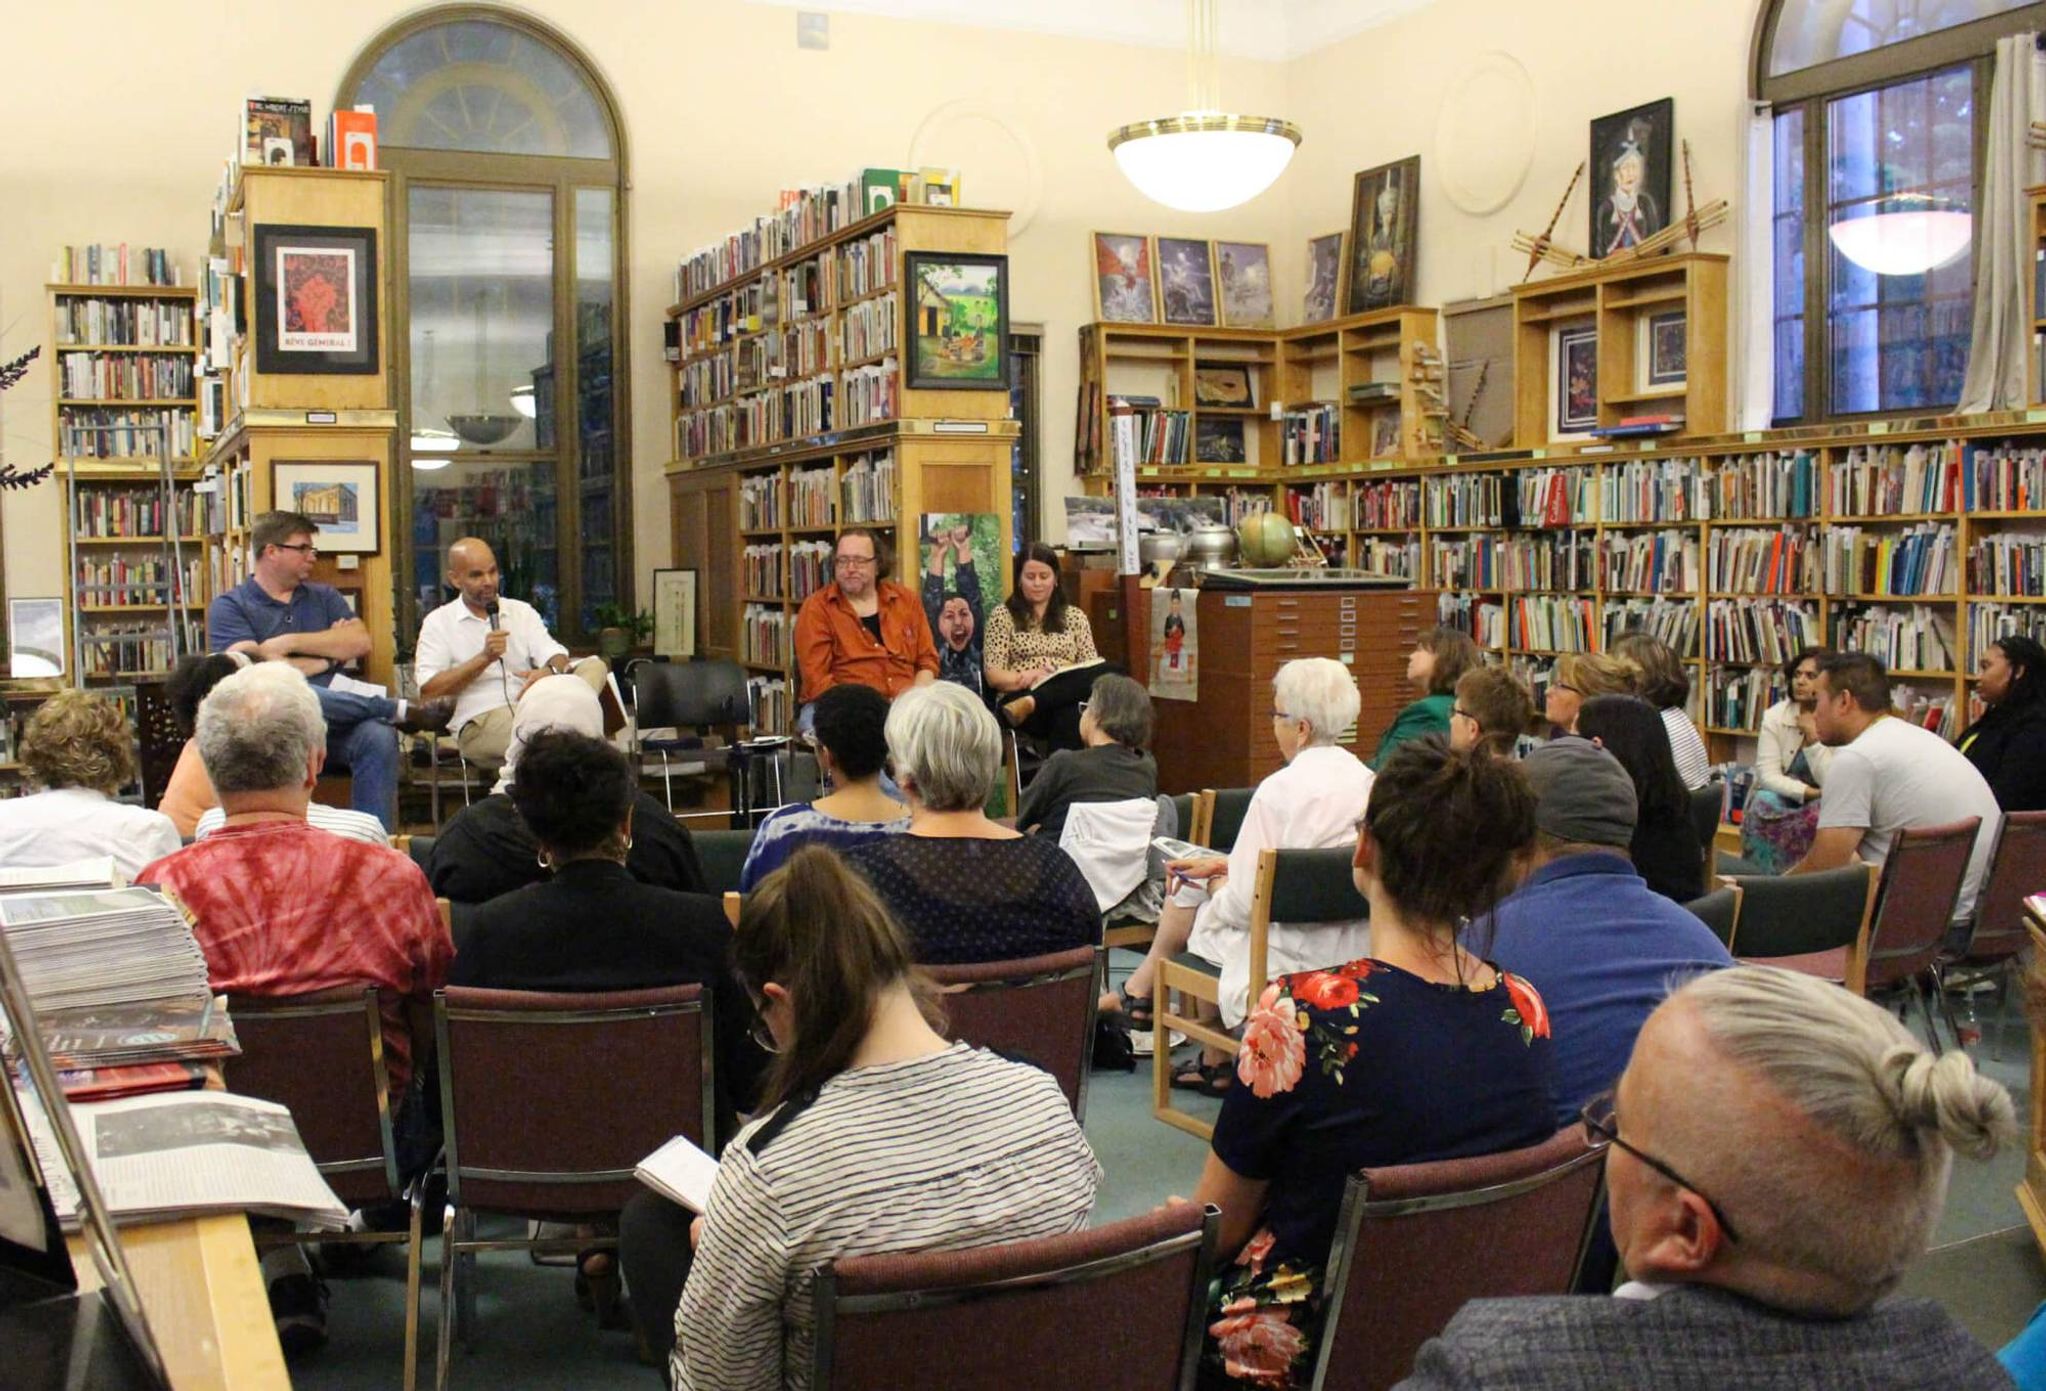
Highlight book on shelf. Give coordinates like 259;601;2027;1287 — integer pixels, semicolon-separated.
326;105;378;170
243;96;315;168
1345;381;1401;405
861;167;903;214
52;246;180;288
1590;419;1683;440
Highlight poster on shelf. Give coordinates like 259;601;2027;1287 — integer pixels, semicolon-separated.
1149;587;1198;702
653;569;697;659
918;514;1002;697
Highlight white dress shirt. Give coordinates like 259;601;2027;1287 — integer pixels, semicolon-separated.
414;596;569;734
1186;743;1376;1027
0;787;182;883
1754;700;1835;802
193;803;389;848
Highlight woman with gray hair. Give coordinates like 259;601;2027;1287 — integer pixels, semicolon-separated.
844;681;1098;963
1114;659;1374;1089
1018;672;1158;842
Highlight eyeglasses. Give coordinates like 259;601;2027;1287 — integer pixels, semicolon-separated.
746;994;783;1055
834;554;878;570
1077;700;1090;713
1451;706;1476;722
1271;710;1296;721
1551;681;1580;696
1580;1090;1740;1244
272;542;321;557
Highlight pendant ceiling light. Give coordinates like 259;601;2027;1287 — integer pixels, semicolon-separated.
1109;0;1301;213
1827;192;1972;278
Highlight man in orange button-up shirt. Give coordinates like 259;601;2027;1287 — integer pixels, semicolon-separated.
793;528;939;725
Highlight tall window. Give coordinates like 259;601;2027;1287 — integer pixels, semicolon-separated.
1757;0;2039;422
341;10;628;643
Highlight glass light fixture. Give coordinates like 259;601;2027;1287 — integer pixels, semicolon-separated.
1108;0;1301;213
508;384;537;419
1827;192;1972;277
410;427;460;469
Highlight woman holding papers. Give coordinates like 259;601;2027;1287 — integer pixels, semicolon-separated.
620;847;1100;1384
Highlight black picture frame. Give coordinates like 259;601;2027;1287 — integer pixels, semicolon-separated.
1194;416;1246;464
904;251;1010;391
1588;98;1675;259
252;222;379;375
1346;156;1421;314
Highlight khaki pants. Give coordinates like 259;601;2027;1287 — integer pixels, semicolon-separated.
455;656;610;768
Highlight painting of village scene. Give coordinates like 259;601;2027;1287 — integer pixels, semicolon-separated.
906;252;1010;389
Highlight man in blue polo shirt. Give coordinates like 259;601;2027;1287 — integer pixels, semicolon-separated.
208;510;450;829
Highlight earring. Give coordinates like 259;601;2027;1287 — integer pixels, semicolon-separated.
623;835;634;852
536;851;552;872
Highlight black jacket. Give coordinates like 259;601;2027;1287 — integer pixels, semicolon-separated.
1959;700;2046;813
427;790;705;905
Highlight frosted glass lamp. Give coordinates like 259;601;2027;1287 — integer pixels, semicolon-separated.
1109;115;1302;213
1828;196;1972;277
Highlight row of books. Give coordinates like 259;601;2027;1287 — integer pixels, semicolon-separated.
1604;529;1700;594
677;167;960;300
57;407;196;461
1830;444;1959;517
78;626;188;681
837;226;900;303
1518;468;1599;527
789;466;835;528
743;544;786;599
1601;458;1707;524
71;486;205;539
1967;532;2046;596
1356;537;1421;578
740;473;781;531
841;451;897;523
841;292;899;364
1967;443;2046;512
1820;523;1957;597
1283;482;1349;530
1113;401;1193;466
54;297;194;347
74;556;202;608
841;360;899;427
1968;602;2046;664
1425;473;1506;528
1830;604;1957;673
741;604;790;667
1430;537;1502;589
1280;405;1341;465
1606;597;1699;656
1706;665;1784;732
1704;598;1820;664
1356;479;1422;530
1436;592;1508;648
1505;536;1598;591
236;97;378;173
1509;595;1598;653
1708;526;1818;595
789;540;833;600
1710;450;1821;520
1893;684;1960;739
1218;488;1275;526
55;352;194;402
784;317;833;379
52;245;179;287
749;676;792;736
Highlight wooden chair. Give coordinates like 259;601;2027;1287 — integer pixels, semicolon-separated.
1153;846;1367;1141
1940;811;2046;1056
927;946;1102;1120
723;890;742;928
1682;884;1742;950
224;986;424;1391
1720;863;1875;985
1309;1127;1608;1391
809;1203;1219;1391
1858;817;1981;1049
1198;786;1256;855
431;983;716;1389
406;835;436;873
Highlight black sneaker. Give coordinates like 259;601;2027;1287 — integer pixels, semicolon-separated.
269;1272;330;1358
395;697;456;735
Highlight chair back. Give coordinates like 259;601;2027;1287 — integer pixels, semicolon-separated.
1862;817;1981;993
1721;863;1873;959
811;1202;1218;1391
1167;792;1194;843
1960;810;2046;963
1058;797;1158;913
632;658;751;733
224;986;398;1208
925;946;1101;1120
434;984;714;1217
1204;787;1255;853
1261;847;1370;924
694;828;756;894
1310;1127;1608;1391
1683;885;1742;949
407;835;436;872
1686;783;1723;854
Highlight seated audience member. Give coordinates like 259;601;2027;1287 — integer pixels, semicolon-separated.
1575;695;1705;902
0;689;179;880
1473;738;1732;1126
1612;631;1712;789
1372;626;1482;769
1542;651;1639;736
158;653;240;837
1959;634;2046;813
1793;654;2001;931
1399;966;2016;1391
1119;658;1374;1093
427;676;701;904
1020;672;1165;926
1447;666;1535;758
133;663;452;1353
739;683;907;892
414;536;610;769
1743;646;1835;874
792;527;937;727
984;541;1106;751
1192;739;1557;1390
845;682;1098;963
619;847;1101;1378
453;727;764;1327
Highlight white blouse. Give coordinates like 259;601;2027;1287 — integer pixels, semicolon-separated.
1755;699;1835;802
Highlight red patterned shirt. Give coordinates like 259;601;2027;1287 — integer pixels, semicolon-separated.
135;820;453;1093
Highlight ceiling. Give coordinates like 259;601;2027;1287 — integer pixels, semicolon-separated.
742;0;1440;62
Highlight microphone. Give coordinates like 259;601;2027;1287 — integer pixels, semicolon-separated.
485;599;500;631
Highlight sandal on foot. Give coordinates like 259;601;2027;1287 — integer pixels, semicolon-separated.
575;1248;628;1330
1117;987;1155;1030
1171;1059;1232;1096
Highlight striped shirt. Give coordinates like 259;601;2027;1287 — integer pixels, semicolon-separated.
194;802;389;847
1661;706;1713;790
673;1042;1101;1390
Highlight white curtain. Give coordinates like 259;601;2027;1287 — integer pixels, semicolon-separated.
1738;102;1777;430
1957;33;2045;414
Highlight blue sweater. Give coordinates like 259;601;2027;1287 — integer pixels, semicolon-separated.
1470;853;1733;1126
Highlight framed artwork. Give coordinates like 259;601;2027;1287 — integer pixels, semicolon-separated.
904;252;1010;390
1215;241;1275;329
1192;364;1254;408
1589;98;1674;258
271;460;379;554
653;568;698;659
1303;232;1345;324
1370;413;1403;458
1149;587;1198;702
6;598;64;680
1093;232;1158;323
252;223;378;375
1194;416;1246;464
1346;156;1420;314
1551;324;1600;438
1644;310;1687;387
919;513;1002;693
1154;237;1218;327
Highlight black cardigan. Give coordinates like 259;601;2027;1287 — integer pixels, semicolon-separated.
427;790;705;905
1960;701;2046;813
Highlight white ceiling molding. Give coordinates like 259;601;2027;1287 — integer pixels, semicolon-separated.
743;0;1438;62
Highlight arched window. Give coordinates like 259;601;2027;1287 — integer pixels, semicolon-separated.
1755;0;2043;421
340;8;628;644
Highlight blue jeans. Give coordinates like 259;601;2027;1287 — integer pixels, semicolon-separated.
312;686;399;830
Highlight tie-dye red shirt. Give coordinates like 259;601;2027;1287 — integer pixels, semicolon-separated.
135;820;453;1093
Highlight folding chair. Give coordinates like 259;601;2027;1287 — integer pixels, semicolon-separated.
630;657;785;824
927;946;1102;1120
1940;811;2046;1056
1721;863;1875;984
1857;817;1980;1050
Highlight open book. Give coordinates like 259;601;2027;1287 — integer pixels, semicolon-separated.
635;1134;720;1213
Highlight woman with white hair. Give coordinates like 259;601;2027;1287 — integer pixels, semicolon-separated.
844;681;1098;963
1114;658;1375;1093
426;675;703;903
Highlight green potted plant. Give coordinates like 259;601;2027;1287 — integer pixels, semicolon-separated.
591;603;653;663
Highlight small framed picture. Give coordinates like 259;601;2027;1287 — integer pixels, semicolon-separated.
1644;310;1687;387
272;460;380;555
904;252;1010;390
1192;364;1255;409
1092;232;1158;324
1551;324;1600;439
1303;231;1345;324
1346;156;1421;314
252;223;379;375
653;568;698;659
1194;416;1247;464
1154;237;1218;327
6;598;66;680
1215;241;1275;329
1589;98;1675;259
1371;413;1404;459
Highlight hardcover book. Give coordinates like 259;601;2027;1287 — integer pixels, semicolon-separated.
245;97;315;168
327;106;378;170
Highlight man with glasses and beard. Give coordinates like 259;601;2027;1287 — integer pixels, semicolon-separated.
792;526;938;735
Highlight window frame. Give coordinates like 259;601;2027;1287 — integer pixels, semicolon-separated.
337;5;632;648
